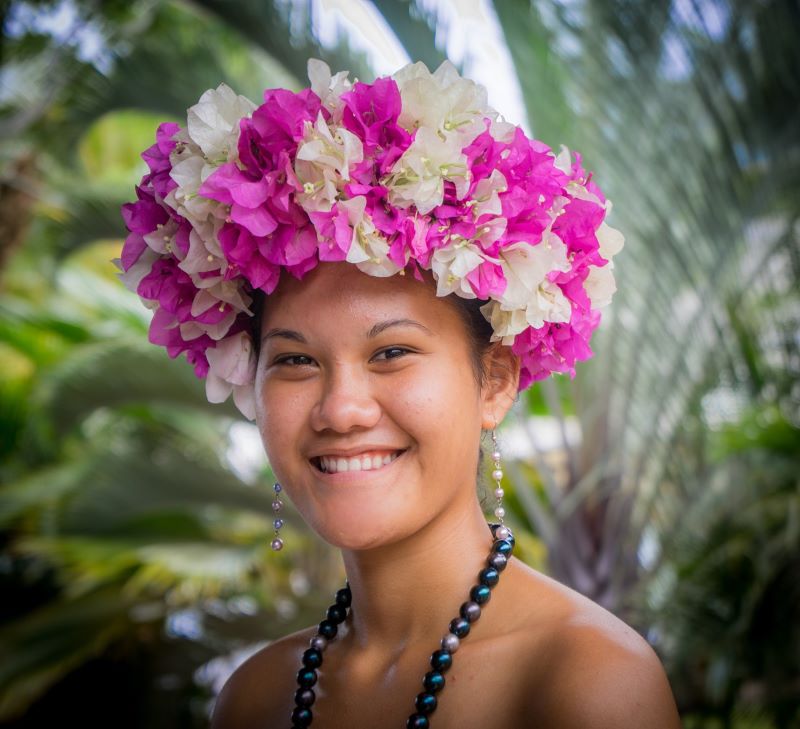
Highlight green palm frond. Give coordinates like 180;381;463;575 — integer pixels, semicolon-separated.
370;0;447;72
186;0;373;83
0;585;139;720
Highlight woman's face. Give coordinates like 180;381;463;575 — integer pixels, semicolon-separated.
254;261;500;550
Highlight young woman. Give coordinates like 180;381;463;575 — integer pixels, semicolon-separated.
118;58;682;727
209;262;682;728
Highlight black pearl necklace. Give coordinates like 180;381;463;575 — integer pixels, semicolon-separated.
289;522;515;728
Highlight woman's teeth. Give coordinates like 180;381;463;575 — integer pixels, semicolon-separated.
318;450;402;474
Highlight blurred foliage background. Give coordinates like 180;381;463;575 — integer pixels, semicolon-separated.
0;0;798;727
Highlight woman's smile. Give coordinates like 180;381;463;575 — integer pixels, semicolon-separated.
309;448;409;481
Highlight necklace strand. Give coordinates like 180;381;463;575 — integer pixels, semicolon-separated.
288;522;515;728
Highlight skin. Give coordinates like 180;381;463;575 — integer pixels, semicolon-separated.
211;261;683;728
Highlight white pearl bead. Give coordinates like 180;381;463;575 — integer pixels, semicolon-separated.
310;636;328;651
494;487;504;499
492;450;501;460
495;525;510;540
494;506;505;519
492;469;503;481
442;633;460;652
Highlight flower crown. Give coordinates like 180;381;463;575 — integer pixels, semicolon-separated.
115;58;624;421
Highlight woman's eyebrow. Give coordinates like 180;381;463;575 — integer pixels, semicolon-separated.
262;318;432;345
366;318;433;338
262;328;308;344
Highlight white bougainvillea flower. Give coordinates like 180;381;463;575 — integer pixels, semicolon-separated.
596;217;625;261
338;197;402;277
186;83;256;161
479;300;529;344
489;117;516;143
294;112;364;213
179;225;226;277
385;127;470;214
473;216;507;249
205;330;257;420
143;219;180;256
582;212;624;309
470;169;507;219
114;246;159;295
165;85;255;233
293;159;340;213
393;59;493;147
297;112;364;181
180;310;238;343
430;237;489;298
554;144;573;174
497;233;571;311
583;263;618;309
192;276;253;314
524;278;572;328
307;58;353;125
166;153;223;228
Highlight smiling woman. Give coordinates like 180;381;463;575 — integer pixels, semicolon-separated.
251;262;515;558
117;58;679;728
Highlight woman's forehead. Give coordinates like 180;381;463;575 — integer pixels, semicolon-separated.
261;263;445;328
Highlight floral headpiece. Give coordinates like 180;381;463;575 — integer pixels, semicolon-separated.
116;59;624;421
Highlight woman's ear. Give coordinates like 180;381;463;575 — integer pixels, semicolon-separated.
480;342;521;429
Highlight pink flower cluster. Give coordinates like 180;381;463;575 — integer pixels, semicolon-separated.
116;60;623;420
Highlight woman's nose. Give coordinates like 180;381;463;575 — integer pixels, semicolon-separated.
309;367;382;433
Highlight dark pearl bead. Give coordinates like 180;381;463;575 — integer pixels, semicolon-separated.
479;566;499;587
318;619;338;639
302;648;322;669
449;617;470;638
488;552;508;571
335;587;351;607
430;649;452;672
470;584;491;604
291;706;312;727
294;687;315;706
415;691;438;714
407;714;430;728
491;539;513;556
423;670;446;692
460;600;481;623
297;668;317;688
326;604;347;624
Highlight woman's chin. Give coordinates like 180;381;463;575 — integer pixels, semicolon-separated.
311;511;412;551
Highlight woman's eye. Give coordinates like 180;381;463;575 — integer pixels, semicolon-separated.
274;354;314;367
373;347;411;361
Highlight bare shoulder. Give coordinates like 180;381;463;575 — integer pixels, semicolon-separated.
501;559;682;728
552;614;681;728
210;624;317;729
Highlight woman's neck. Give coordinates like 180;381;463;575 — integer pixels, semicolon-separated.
338;499;496;653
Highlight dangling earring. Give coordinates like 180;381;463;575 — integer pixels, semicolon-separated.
490;427;510;539
271;482;284;551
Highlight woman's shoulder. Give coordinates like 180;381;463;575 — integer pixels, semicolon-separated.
210;623;317;729
501;558;682;728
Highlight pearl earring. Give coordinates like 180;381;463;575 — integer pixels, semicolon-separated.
271;482;284;551
490;428;507;528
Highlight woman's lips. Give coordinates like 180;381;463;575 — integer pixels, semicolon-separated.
310;449;407;480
